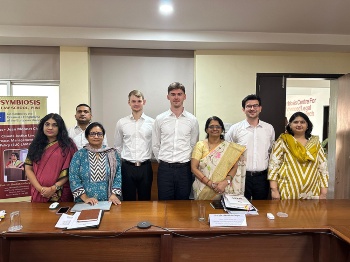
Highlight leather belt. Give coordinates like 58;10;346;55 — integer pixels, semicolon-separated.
246;170;267;176
160;160;190;168
122;159;150;167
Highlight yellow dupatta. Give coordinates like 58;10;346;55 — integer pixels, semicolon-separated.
196;141;245;200
280;133;318;163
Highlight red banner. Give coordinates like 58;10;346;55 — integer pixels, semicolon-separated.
0;96;47;199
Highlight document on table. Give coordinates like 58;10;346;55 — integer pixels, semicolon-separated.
223;194;255;210
55;211;102;230
209;214;247;227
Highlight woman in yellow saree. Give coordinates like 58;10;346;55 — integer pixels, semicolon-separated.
191;116;245;200
268;112;328;200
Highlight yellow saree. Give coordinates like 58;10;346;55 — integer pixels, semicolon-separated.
192;140;245;200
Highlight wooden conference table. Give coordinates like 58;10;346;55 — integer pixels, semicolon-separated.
1;200;350;262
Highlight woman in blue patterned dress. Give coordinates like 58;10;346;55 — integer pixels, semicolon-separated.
69;122;122;205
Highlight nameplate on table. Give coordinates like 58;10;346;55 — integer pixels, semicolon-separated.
209;214;247;227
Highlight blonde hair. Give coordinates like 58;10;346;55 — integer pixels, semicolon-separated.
128;90;144;100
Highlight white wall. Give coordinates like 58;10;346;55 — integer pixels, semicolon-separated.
60;47;90;128
195;50;350;139
89;49;194;146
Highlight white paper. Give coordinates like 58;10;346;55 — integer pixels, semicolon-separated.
55;211;102;229
209;214;247;227
55;213;74;228
223;194;253;210
67;211;102;229
227;209;259;216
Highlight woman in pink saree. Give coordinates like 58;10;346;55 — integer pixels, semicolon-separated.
25;113;77;202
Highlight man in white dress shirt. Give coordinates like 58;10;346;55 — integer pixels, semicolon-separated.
68;104;108;150
114;90;154;201
225;94;275;200
152;82;199;200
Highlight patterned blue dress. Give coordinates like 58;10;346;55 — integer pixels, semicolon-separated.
69;147;122;202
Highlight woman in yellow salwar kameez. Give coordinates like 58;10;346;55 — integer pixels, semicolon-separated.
191;116;245;200
268;112;328;200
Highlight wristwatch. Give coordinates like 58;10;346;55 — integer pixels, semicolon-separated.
55;184;62;191
226;179;231;185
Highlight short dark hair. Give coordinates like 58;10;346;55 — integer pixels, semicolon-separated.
242;94;261;109
76;104;91;112
286;111;313;139
11;152;20;159
85;122;106;139
168;82;185;94
205;116;225;140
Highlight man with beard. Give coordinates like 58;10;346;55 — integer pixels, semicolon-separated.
68;104;108;149
225;94;275;200
114;90;154;201
152;82;199;200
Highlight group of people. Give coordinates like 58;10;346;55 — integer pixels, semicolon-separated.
24;81;329;205
24;112;122;205
194;95;328;201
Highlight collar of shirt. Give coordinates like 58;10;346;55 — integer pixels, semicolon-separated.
74;122;91;131
243;119;263;129
128;113;146;121
167;108;188;118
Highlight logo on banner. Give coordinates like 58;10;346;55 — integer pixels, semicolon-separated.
0;112;5;122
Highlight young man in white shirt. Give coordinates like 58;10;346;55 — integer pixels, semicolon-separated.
152;82;199;200
114;90;154;201
225;94;275;200
68;104;108;150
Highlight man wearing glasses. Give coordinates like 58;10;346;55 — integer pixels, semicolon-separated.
225;94;275;200
68;104;108;149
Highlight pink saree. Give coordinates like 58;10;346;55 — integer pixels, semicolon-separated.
26;141;76;202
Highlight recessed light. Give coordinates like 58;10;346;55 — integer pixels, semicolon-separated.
159;2;173;15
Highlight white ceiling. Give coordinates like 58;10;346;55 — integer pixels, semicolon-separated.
1;0;350;52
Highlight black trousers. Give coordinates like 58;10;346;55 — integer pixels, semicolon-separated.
157;161;192;200
121;161;153;201
244;170;269;200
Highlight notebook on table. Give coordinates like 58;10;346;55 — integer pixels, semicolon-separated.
77;209;101;222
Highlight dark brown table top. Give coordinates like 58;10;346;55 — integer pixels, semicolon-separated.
1;199;350;241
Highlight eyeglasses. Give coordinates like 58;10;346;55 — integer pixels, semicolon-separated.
208;125;222;130
89;132;104;137
245;104;260;109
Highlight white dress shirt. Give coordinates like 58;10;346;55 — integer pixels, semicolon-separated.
68;124;108;150
114;113;154;162
225;119;275;171
152;109;199;163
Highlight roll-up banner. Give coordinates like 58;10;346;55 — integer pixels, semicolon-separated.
0;96;47;199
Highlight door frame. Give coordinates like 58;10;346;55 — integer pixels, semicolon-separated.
256;73;343;199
